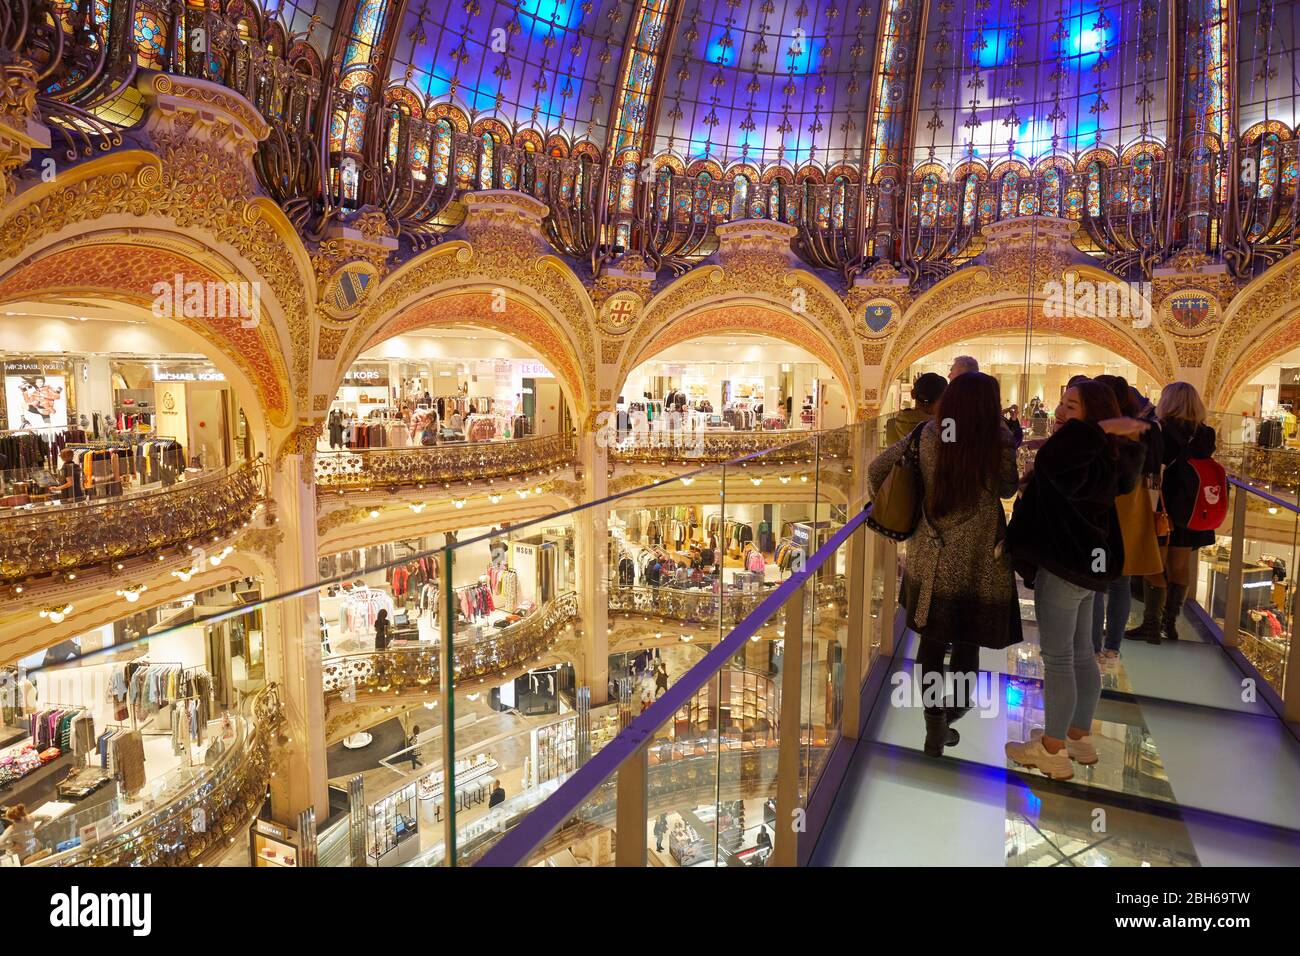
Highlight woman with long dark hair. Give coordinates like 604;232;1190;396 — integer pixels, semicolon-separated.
1006;381;1148;779
868;372;1021;757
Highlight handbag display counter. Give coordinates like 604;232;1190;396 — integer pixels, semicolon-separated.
249;818;300;868
365;779;419;867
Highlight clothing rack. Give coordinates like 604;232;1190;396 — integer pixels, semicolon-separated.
124;659;182;732
23;702;96;768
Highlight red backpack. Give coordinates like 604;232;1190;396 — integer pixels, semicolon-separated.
1182;457;1229;531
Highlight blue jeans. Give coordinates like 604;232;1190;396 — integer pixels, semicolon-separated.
1091;575;1132;653
1034;569;1102;740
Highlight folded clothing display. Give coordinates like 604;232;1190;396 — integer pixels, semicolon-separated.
0;743;61;788
56;767;112;800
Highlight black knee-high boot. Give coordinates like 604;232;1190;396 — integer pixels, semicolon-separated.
1163;582;1187;642
923;709;958;756
1126;579;1165;644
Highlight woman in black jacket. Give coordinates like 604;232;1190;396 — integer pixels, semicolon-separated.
1153;382;1216;642
1091;376;1160;661
1005;381;1148;780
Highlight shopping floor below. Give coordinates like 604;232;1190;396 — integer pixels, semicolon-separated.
813;591;1300;866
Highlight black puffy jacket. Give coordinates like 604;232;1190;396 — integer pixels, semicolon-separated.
1007;419;1124;592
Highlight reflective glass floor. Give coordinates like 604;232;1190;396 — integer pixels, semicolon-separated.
813;596;1300;866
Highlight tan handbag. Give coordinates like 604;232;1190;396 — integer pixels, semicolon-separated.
1115;483;1164;576
1153;487;1173;539
867;423;925;541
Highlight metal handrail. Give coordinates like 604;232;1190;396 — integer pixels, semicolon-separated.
475;504;871;867
1228;475;1300;515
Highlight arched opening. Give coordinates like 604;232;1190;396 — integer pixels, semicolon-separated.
1220;344;1300;441
617;331;849;434
885;333;1162;427
323;325;575;452
0;297;269;471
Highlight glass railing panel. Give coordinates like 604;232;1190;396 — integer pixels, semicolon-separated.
426;458;728;865
1202;485;1296;699
463;432;866;866
644;682;722;867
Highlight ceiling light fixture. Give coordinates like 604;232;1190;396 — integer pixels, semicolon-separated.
40;604;73;624
116;584;148;603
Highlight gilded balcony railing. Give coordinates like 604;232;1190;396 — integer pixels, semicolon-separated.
314;434;577;492
0;459;266;585
609;429;847;466
32;683;284;868
322;592;579;699
607;580;844;630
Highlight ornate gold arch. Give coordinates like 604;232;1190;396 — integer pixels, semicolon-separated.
0;147;314;427
0;239;288;428
354;290;589;420
889;306;1165;386
622;304;857;416
1206;250;1300;407
619;259;864;413
336;206;599;419
882;260;1175;387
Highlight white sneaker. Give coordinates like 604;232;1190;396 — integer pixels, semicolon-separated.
1030;728;1099;765
1006;735;1074;780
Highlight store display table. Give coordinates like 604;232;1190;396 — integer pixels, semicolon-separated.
342;733;373;750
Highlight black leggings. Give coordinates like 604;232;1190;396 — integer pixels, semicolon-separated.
916;636;980;715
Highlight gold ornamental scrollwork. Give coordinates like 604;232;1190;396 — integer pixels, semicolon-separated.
314;433;577;492
236;525;285;561
275;421;324;483
610;429;838;466
0;461;264;586
316;505;372;537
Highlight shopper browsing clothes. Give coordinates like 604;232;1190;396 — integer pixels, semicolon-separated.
51;447;85;502
868;372;1022;757
654;813;668;852
1005;381;1148;780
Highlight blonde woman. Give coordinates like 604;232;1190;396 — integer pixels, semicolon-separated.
1154;382;1216;642
0;804;39;862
